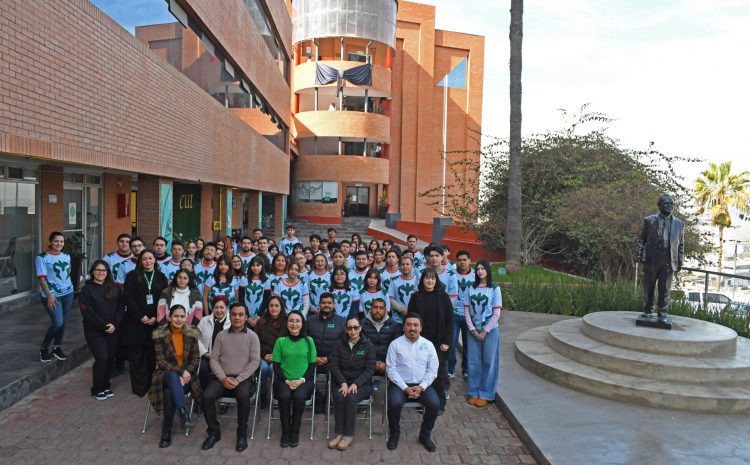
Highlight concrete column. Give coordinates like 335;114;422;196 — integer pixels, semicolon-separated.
432;216;453;244
273;194;286;238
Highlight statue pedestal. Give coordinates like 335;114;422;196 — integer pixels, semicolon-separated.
636;314;673;330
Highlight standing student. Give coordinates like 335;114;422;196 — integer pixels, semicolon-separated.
347;251;369;294
159;240;184;283
272;262;310;316
268;253;288;291
406;235;425;269
102;233;131;284
329;265;360;319
237;236;255;272
451;251;475;380
279;225;301;256
294;252;309;275
194;242;217;288
36;231;75;362
202;255;240;315
309;234;322;256
122;249;169;396
185;240;199;262
195;239;205;260
380;250;401;294
359;268;390;318
408;269;453;413
79;260;124;399
372;248;386;272
388;255;420;325
326;228;339;251
305;254;331;315
153;237;171;267
116;236;145;284
331;250;346;270
463;260;502;407
157;269;203;325
242;256;271;327
367;239;380;254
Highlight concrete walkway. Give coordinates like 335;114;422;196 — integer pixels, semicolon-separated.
367;219;430;248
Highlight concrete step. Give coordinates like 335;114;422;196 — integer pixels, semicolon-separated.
515;326;750;414
581;311;738;356
547;318;750;385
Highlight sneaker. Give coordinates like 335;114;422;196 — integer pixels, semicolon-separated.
444;391;450;400
40;348;53;363
104;389;114;398
51;347;68;361
447;372;456;379
94;391;108;401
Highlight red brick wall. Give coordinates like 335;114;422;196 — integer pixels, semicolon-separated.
103;173;133;250
200;184;214;240
0;0;289;194
39;165;63;243
136;175;160;244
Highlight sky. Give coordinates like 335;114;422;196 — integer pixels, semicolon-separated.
424;0;750;185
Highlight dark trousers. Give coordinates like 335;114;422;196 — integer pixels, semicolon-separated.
198;357;213;390
203;377;253;437
127;343;155;397
449;314;469;377
83;329;117;395
162;372;188;424
387;383;440;438
332;383;373;436
433;350;449;410
274;377;314;437
644;261;674;316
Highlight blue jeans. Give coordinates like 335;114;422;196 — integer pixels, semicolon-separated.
41;292;74;349
387;383;440;438
449;314;468;376
162;371;187;421
259;359;273;395
466;326;500;400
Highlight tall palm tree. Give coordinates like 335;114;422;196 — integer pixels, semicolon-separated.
506;0;523;272
694;161;750;289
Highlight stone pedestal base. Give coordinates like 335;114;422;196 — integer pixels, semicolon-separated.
636;314;673;330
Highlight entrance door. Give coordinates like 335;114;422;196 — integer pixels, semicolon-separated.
345;186;370;217
63;185;101;289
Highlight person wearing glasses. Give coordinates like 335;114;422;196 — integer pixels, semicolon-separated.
79;259;124;400
327;318;376;450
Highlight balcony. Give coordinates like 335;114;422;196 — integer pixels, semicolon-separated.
294;155;389;184
293;60;392;97
293;111;390;142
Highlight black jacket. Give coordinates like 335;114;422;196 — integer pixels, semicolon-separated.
79;281;124;333
122;269;168;345
362;317;401;362
306;312;346;359
329;333;376;388
408;289;454;349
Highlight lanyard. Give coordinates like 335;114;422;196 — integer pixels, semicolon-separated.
144;271;155;293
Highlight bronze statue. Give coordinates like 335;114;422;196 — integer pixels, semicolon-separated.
636;194;685;327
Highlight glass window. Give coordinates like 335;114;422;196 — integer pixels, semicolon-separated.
293;181;338;204
0;180;37;299
244;0;290;80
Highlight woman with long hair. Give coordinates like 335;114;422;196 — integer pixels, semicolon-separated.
367;239;380;254
36;231;75;362
195;238;205;260
242;256;270;328
350;233;362;251
123;249;169;396
268;253;288;290
79;259;124;400
273;261;310;316
294;252;309;275
148;304;202;447
329;265;360;319
185;241;198;262
331;250;346;270
407;268;454;413
306;254;331;315
463;260;502;407
359;268;390;318
202;255;239;315
255;295;288;406
157;269;203;325
271;310;316;448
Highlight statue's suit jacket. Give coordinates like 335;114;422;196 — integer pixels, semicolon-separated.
636;214;685;272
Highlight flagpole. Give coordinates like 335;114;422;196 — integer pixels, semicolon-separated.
441;73;448;216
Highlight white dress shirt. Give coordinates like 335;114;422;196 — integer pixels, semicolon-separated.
386;334;438;391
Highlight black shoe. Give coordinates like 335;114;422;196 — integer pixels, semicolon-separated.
178;408;192;429
40;348;53;363
236;436;248;452
289;432;299;448
260;393;268;409
419;434;436;452
159;422;172;448
201;435;220;450
51;347;68;361
387;435;399;451
280;432;289;448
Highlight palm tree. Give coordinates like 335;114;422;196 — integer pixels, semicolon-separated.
693;161;750;289
506;0;523;272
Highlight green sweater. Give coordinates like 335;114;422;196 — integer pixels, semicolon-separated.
272;336;317;380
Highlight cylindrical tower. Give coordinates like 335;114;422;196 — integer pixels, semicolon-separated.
290;0;397;224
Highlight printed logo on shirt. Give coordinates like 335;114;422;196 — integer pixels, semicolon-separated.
327;323;336;329
418;342;429;351
355;350;365;356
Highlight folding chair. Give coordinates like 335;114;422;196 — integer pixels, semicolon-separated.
142;392;197;436
266;367;317;440
325;375;374;439
216;371;262;439
384;377;425;440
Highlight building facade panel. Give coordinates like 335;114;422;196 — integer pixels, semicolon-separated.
263;0;293;56
294;155;389;184
292;61;392;96
0;0;289;194
291;0;398;48
293;111;390;142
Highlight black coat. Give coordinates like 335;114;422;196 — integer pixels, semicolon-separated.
329;333;376;388
78;281;125;333
361;318;401;362
637;213;685;271
408;289;454;349
122;269;168;345
306;312;346;359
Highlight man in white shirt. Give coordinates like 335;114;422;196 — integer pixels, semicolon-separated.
385;313;440;452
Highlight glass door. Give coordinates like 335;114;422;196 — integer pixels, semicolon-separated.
345;187;370;217
63;188;84;290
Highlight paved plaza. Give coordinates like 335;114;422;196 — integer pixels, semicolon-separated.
0;357;535;465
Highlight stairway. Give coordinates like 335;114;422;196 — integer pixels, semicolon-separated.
514;311;750;413
285;217;374;246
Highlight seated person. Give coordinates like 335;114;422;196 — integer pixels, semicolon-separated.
254;296;288;406
361;298;401;377
385;313;440;453
305;292;345;412
272;310;317;448
201;303;261;453
327;317;376;451
196;296;230;389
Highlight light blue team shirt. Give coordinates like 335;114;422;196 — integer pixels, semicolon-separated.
273;279;309;313
194;260;217;288
436;266;459;304
238;252;256;273
35;251;73;297
412;251;425;269
348;268;368;295
346;255;355;270
159;259;182;282
464;284;503;332
279;236;301;256
380;266;401;294
387;274;419;325
103;251;131;284
116;257;138;285
304;270;331;309
204;275;241;307
330;287;360;318
359;288;391;317
454;269;476;316
267;272;287;293
241;276;270;318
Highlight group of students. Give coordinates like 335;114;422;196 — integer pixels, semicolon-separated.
35;224;502;453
